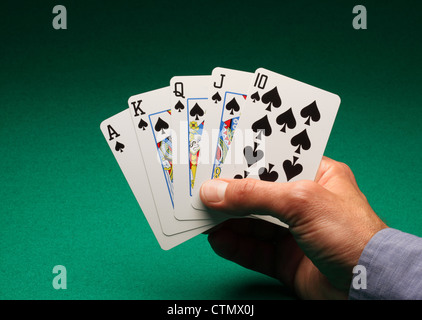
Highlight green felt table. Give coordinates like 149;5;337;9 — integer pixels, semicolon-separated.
1;0;421;300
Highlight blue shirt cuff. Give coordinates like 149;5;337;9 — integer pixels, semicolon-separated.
349;228;422;300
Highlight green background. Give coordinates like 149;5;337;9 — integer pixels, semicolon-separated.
1;0;421;300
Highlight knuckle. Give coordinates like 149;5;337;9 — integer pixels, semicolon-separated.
336;161;358;182
340;162;352;174
331;160;353;176
229;179;258;208
287;180;325;225
289;180;316;204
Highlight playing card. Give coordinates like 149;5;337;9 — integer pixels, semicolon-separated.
128;86;217;235
190;67;254;215
224;67;341;184
100;109;212;250
170;75;226;222
190;67;340;228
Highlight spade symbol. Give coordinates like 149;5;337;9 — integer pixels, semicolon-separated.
115;141;125;153
234;171;250;179
291;129;311;154
262;86;282;111
243;142;264;167
154;117;169;134
174;100;185;112
251;115;272;139
211;92;222;104
300;100;321;125
276;108;296;133
258;163;279;182
251;91;260;103
190;103;204;120
225;97;240;115
283;156;303;181
138;118;148;130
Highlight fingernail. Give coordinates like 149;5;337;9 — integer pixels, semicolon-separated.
201;180;228;203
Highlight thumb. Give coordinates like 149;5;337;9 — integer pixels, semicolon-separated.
200;178;323;227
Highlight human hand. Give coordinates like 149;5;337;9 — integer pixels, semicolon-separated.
200;156;387;299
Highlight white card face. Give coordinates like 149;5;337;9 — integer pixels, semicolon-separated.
128;87;216;235
190;67;254;215
100;109;212;250
170;75;228;223
221;67;341;184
